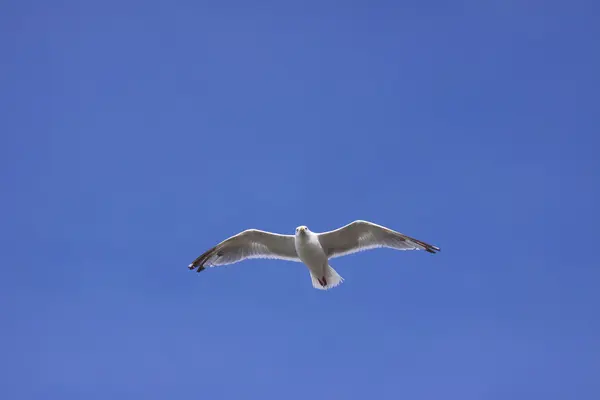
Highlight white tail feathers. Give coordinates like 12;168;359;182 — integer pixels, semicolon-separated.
310;265;344;290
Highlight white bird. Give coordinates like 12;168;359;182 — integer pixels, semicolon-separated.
188;220;440;290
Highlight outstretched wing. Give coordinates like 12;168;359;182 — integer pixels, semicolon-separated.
317;220;440;259
188;229;300;272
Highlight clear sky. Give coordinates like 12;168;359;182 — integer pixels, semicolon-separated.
2;1;599;399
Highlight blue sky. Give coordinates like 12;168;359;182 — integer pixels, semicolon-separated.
1;1;599;398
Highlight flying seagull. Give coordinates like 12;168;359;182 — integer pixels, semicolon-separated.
188;220;440;290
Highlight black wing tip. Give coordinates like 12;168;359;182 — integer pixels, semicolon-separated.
188;246;217;273
188;262;206;272
424;245;441;254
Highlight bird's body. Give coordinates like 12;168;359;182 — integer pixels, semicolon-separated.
293;226;342;289
188;220;440;290
294;227;327;277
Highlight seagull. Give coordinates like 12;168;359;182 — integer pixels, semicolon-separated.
188;220;440;290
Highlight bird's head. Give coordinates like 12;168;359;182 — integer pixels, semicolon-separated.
295;225;309;235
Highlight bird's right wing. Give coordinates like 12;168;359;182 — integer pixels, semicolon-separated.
188;229;301;272
317;220;440;259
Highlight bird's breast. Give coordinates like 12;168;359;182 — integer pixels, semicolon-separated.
295;234;326;266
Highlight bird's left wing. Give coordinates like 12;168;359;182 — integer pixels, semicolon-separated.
188;229;301;272
317;220;440;259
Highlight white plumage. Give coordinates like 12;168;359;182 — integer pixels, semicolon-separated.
188;220;440;290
